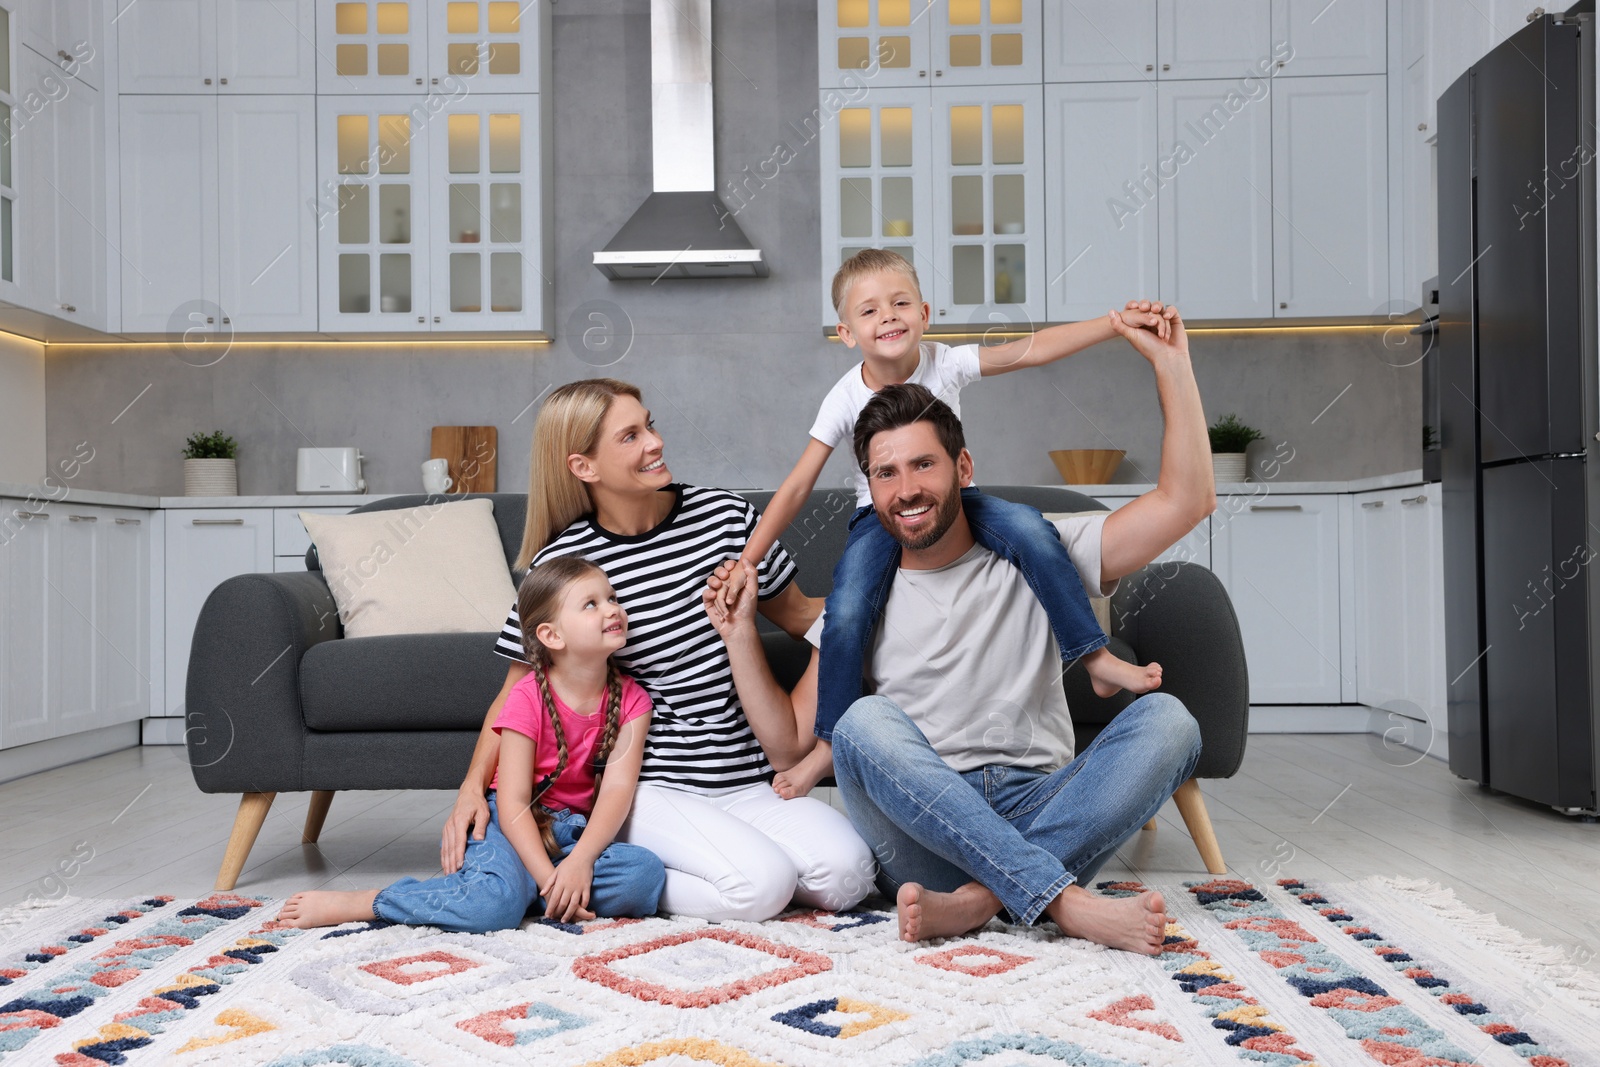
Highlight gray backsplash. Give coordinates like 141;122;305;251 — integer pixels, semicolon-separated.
44;0;1421;499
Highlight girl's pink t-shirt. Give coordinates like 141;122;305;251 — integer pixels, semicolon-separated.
490;672;652;814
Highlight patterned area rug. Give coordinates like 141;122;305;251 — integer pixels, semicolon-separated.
1;876;1596;1067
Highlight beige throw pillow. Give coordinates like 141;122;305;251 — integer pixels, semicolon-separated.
302;498;517;638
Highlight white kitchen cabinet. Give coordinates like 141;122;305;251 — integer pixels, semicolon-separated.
0;3;21;300
16;49;107;329
1042;82;1158;323
317;94;432;329
318;0;431;93
163;510;274;716
1210;493;1344;703
1156;0;1271;80
1352;486;1445;724
118;95;220;333
930;85;1045;329
218;95;319;331
1270;0;1386;77
930;0;1041;86
49;508;100;738
1043;0;1156;83
1157;78;1273;319
818;88;933;326
427;0;542;94
1099;496;1211;571
0;506;51;748
428;93;545;330
1400;51;1435;299
1271;74;1388;317
98;509;152;728
19;0;102;88
274;505;347;570
817;0;934;89
121;0;316;93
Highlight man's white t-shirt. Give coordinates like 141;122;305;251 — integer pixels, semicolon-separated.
806;512;1117;774
809;340;983;507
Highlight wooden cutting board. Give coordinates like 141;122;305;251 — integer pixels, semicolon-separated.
430;426;498;493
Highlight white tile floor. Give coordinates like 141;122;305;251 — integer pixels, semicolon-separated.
1;734;1596;971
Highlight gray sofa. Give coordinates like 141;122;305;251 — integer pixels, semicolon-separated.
187;488;1249;890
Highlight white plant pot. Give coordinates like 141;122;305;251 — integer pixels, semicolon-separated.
184;457;238;497
1212;453;1248;484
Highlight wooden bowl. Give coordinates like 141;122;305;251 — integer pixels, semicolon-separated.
1049;449;1125;485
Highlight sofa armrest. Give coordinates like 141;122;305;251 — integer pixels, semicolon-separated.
1110;561;1250;779
185;571;344;794
761;630;813;693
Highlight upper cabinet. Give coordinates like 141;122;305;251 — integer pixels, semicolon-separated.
1044;0;1157;83
1271;0;1387;77
817;1;1039;88
1155;0;1270;80
930;0;1041;86
19;0;103;88
318;0;541;94
118;0;317;94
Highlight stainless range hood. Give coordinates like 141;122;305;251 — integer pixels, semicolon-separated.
593;0;767;280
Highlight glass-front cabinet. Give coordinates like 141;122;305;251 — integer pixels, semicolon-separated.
429;95;543;330
817;0;933;88
817;89;933;326
318;97;431;328
0;3;16;295
931;88;1044;327
931;0;1040;86
319;0;540;94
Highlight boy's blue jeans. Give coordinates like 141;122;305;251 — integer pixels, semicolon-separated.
831;692;1201;925
816;488;1110;741
372;795;665;933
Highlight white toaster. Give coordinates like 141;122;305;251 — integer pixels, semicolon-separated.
297;447;367;493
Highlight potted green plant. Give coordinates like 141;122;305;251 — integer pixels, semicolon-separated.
182;431;239;497
1208;414;1263;484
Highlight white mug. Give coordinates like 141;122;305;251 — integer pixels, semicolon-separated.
421;458;453;495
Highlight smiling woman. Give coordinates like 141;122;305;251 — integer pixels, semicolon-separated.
440;378;874;923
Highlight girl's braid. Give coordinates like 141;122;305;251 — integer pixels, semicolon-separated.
530;661;570;858
587;663;625;811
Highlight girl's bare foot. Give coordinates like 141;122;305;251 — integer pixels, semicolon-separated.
1085;648;1163;699
1046;884;1167;955
896;882;1002;942
276;889;381;929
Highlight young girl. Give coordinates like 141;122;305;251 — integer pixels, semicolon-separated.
277;557;664;932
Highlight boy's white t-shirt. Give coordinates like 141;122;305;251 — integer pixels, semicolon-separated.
810;340;983;507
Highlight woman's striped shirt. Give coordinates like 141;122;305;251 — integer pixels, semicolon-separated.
494;485;798;792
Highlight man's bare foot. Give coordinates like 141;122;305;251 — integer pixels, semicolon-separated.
897;882;1002;942
276;889;381;929
1046;884;1167;955
1085;648;1163;699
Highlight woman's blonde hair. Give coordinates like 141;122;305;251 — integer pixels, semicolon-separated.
516;378;643;571
514;555;625;857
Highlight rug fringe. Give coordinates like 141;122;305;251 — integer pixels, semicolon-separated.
0;894;79;933
1369;874;1600;1010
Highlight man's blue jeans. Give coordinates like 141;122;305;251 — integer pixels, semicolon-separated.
816;489;1110;741
831;693;1201;925
372;795;665;932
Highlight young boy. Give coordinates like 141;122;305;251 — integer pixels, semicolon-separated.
727;249;1171;798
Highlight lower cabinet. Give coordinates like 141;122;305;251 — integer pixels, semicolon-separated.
163;509;274;716
1209;493;1347;703
1351;486;1445;724
0;501;151;751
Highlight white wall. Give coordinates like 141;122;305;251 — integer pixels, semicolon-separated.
0;331;46;484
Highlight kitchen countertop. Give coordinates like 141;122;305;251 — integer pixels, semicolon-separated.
1;470;1429;511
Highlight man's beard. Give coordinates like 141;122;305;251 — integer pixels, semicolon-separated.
876;479;962;551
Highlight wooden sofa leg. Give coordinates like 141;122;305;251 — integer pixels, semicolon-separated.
1173;778;1226;875
1143;818;1157;831
303;790;335;844
216;792;276;891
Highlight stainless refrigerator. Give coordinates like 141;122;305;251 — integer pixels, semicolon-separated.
1439;7;1599;814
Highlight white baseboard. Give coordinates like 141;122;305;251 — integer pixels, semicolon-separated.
1248;705;1370;733
0;722;141;785
141;717;187;745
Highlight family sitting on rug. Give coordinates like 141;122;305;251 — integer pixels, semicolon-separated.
278;249;1214;957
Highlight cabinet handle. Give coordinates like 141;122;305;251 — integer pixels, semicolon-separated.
13;510;48;520
433;315;441;323
415;76;423;84
1145;63;1154;71
68;514;98;522
1276;60;1285;67
59;303;76;313
1279;301;1288;309
417;315;425;323
934;69;943;76
1162;63;1170;71
1248;504;1303;512
222;316;231;325
432;77;439;84
205;316;215;324
1401;493;1427;505
1417;122;1428;131
1361;500;1384;509
114;517;142;526
204;77;212;85
919;69;927;77
57;49;71;61
192;518;245;526
220;77;228;85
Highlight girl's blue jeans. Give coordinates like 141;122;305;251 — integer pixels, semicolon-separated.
372;795;665;933
815;488;1110;741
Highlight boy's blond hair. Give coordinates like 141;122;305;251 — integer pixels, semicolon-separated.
831;248;922;319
